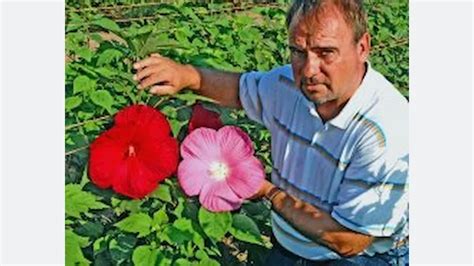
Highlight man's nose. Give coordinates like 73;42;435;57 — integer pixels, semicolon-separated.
302;52;321;80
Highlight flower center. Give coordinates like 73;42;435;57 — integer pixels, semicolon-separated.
208;161;229;181
128;145;136;157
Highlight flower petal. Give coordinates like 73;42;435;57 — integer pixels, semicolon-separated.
108;158;155;199
137;135;179;182
180;128;221;161
115;104;171;137
89;127;130;188
127;158;159;198
199;181;243;212
111;161;134;198
226;157;265;199
177;158;212;196
188;103;223;132
217;126;254;165
88;104;178;199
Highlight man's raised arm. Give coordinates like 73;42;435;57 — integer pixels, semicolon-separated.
133;53;242;108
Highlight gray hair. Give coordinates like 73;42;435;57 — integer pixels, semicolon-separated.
286;0;368;42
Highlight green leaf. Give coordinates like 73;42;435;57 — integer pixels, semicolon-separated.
152;206;169;228
75;221;104;238
93;235;109;254
150;184;172;203
114;213;153;237
95;67;118;78
164;217;205;249
162;218;194;245
97;48;123;66
195;249;209;260
173;198;185;218
169;119;185;137
73;64;99;78
113;199;143;215
198;207;231;241
156;254;173;266
174;258;192;266
132;245;159;266
174;91;215;105
76;47;93;62
90;32;103;43
175;29;191;46
136;33;183;58
109;234;137;264
65;184;108;218
79;163;90;188
65;229;90;266
90;89;114;114
73;75;96;94
161;105;177;119
83;121;101;132
198;258;220;266
229;214;263;245
93;17;121;33
66;96;82;111
178;218;205;249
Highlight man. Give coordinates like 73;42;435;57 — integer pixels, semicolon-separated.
133;0;408;265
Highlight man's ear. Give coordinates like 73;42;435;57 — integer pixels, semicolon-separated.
357;32;371;62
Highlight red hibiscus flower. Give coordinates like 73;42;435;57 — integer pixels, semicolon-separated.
89;104;179;199
188;103;223;133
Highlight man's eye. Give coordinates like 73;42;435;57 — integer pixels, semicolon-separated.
320;50;333;57
290;48;305;57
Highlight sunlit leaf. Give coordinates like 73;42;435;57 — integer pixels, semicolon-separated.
66;229;90;266
65;184;108;218
114;213;153;237
198;207;231;241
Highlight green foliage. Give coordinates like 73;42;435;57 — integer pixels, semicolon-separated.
150;183;173;203
198;208;232;242
114;212;153;237
66;229;91;265
65;1;408;265
132;245;160;266
366;0;409;98
230;214;264;246
66;184;108;219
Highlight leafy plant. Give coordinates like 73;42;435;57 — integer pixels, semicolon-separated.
65;1;408;265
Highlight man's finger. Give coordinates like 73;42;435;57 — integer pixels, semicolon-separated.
150;53;161;58
139;72;167;89
133;56;163;70
150;85;175;95
134;65;165;81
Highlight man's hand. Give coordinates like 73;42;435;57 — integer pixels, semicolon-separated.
132;53;242;108
133;53;201;95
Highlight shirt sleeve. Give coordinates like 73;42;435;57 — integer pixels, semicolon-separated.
238;71;267;126
331;128;409;237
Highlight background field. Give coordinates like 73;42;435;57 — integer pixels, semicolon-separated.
65;1;408;265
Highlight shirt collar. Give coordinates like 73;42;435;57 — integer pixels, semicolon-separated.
277;62;377;129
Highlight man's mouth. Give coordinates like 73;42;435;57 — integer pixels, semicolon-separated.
304;84;326;92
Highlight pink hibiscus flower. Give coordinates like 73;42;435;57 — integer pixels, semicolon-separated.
177;126;265;212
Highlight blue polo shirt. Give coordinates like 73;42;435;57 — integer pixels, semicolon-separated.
239;63;409;260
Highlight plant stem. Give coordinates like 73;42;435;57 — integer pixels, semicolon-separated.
65;145;89;156
372;38;408;53
153;97;167;108
65;115;111;131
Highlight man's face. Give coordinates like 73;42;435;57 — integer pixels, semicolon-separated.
289;4;368;106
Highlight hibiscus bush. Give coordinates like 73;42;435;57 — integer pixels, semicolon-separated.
65;1;408;265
